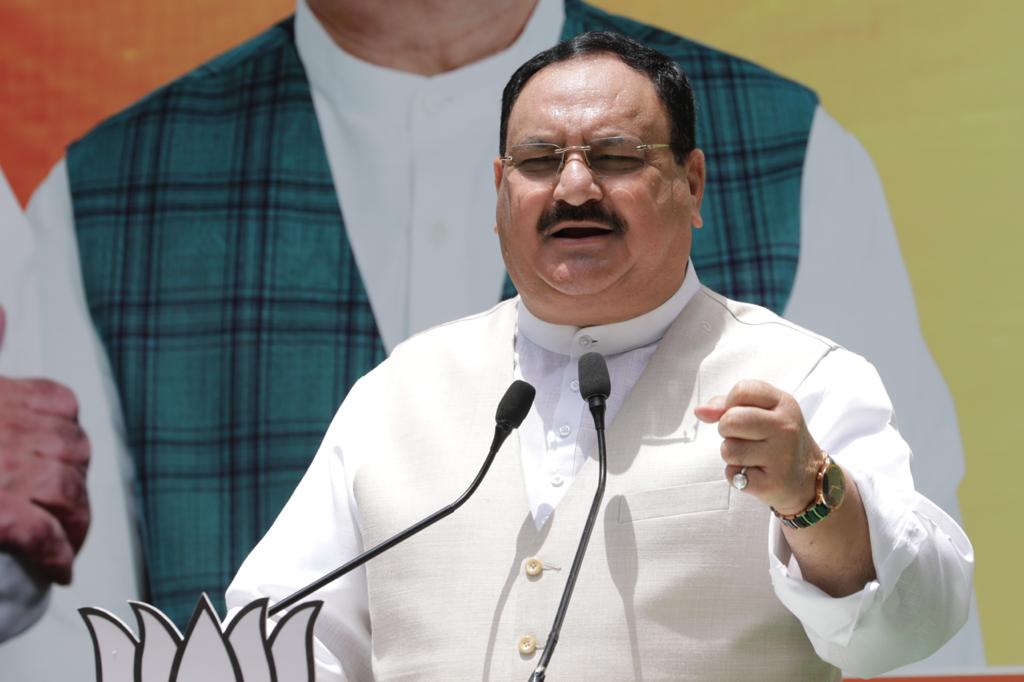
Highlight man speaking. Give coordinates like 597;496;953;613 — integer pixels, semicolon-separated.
227;32;972;680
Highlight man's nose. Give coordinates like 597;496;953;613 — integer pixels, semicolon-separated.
552;152;602;206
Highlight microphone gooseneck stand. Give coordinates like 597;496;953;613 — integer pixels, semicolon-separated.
268;379;536;618
529;351;610;681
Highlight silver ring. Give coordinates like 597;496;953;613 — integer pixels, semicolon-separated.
731;467;749;490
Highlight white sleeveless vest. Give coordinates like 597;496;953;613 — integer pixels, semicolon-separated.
342;289;842;681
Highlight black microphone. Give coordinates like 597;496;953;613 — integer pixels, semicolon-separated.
530;352;610;681
495;378;538;439
578;351;610;428
268;379;535;617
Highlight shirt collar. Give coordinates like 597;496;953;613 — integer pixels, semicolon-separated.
517;262;702;358
294;0;565;115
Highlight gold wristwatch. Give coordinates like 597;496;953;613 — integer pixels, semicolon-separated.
772;452;845;529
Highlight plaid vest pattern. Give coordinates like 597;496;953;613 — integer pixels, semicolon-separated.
69;2;815;627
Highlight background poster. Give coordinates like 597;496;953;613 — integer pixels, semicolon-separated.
0;0;1020;676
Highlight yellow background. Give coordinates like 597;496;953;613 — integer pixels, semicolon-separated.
591;0;1022;664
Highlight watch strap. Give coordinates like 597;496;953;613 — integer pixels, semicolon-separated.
771;452;836;530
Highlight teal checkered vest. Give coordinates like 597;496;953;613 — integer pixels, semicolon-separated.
69;0;816;627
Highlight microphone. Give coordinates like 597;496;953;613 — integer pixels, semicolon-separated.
495;378;538;437
578;350;610;428
268;379;535;617
530;352;610;681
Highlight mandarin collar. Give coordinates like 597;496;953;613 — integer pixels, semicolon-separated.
294;0;565;115
517;263;702;358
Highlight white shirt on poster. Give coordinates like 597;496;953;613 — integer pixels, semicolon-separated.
0;165;50;644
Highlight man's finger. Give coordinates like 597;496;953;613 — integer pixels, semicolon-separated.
720;437;764;467
0;376;80;420
0;497;75;584
22;379;80;419
0;305;6;351
723;379;783;411
717;404;778;441
0;410;91;467
694;395;727;423
28;460;90;551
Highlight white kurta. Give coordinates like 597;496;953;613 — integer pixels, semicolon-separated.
227;282;973;680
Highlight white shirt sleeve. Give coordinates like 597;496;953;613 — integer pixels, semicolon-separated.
768;349;974;677
788;105;970;531
0;555;49;644
0;161;143;678
226;382;372;682
784;105;985;673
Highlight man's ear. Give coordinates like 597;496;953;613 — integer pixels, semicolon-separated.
493;156;505;192
686;149;706;229
494;157;509;235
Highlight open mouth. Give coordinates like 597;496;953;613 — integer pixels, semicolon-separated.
550;226;614;239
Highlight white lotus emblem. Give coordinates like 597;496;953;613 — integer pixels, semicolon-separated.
79;594;321;681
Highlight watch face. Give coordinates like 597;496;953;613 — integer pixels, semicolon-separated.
822;463;846;509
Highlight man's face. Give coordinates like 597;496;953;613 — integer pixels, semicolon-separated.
494;54;705;326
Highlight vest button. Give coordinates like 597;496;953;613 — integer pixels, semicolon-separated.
517;634;538;655
524;557;543;577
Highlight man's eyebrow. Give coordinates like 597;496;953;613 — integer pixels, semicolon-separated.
511;136;558;146
587;130;635;142
511;133;636;147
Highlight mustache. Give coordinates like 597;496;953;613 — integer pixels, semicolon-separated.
537;201;627;235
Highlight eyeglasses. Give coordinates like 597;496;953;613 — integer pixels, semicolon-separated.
501;136;674;180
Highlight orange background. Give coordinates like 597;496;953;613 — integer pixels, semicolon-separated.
0;0;293;204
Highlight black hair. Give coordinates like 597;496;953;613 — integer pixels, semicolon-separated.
499;31;696;163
